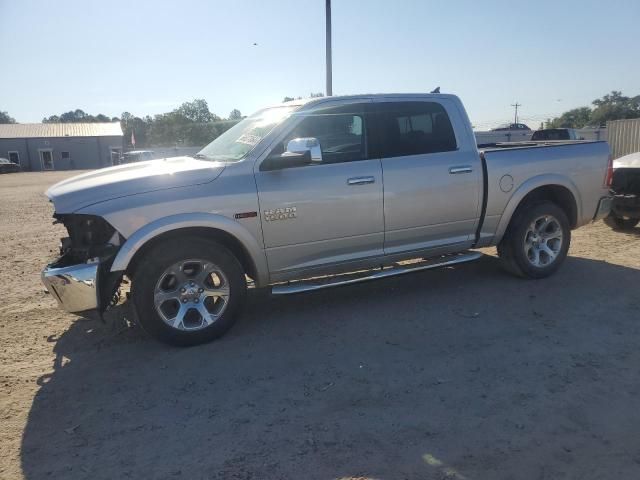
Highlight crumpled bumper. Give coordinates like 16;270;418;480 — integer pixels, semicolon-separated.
593;196;613;222
611;194;640;218
41;260;100;313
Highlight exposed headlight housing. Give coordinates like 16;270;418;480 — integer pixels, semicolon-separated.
54;214;124;263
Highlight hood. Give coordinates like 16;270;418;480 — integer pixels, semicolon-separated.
613;152;640;169
46;156;226;213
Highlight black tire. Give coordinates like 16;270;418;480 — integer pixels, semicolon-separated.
603;214;639;231
131;237;247;346
497;201;571;279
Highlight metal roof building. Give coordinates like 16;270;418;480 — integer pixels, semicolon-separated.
0;122;123;171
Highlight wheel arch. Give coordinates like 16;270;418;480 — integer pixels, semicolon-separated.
110;213;269;286
494;175;580;244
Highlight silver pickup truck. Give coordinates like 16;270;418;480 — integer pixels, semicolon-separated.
42;93;613;346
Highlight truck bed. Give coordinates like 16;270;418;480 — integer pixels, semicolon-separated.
475;140;610;247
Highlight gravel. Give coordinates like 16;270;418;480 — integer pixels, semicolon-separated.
1;171;640;480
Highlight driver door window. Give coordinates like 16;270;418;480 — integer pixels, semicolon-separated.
269;109;367;165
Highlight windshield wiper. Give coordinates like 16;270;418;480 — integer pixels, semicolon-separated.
193;153;209;159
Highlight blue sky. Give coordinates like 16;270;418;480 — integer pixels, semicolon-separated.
1;0;638;128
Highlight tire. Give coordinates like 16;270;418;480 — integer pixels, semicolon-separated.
497;201;571;279
131;237;247;346
603;214;639;231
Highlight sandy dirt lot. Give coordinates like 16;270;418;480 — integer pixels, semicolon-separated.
1;171;640;480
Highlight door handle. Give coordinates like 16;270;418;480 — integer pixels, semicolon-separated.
449;166;473;174
347;176;375;185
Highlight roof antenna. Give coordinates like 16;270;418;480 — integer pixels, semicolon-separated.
430;86;440;94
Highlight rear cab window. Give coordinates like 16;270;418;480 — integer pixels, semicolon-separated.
372;101;458;159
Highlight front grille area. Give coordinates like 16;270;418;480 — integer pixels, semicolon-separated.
54;214;121;263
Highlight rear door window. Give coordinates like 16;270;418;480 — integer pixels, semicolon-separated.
373;101;457;158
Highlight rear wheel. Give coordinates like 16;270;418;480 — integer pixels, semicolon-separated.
131;238;247;346
498;201;571;279
604;213;639;231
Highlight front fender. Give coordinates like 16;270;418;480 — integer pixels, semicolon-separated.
493;174;582;243
110;213;269;286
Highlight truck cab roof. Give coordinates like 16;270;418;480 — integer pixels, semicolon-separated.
276;93;462;111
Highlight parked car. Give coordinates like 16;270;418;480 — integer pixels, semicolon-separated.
0;157;20;174
604;152;640;231
120;150;155;164
531;128;581;141
491;123;531;131
42;93;613;346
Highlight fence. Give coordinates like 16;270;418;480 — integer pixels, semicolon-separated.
606;119;640;159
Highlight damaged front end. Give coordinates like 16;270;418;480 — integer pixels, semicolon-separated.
610;167;640;218
41;214;125;314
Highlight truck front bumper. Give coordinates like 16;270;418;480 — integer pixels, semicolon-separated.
611;194;640;218
593;196;613;222
41;259;100;313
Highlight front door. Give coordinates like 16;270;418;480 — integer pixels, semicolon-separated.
255;101;384;279
110;148;122;165
372;99;482;255
39;149;54;170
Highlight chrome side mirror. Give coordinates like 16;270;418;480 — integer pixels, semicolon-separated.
286;137;323;163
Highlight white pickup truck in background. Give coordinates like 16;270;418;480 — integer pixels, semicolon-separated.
474;122;533;145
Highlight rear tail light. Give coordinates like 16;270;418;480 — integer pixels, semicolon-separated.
604;154;614;188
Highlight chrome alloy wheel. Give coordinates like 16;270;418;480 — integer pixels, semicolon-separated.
153;259;230;331
523;215;563;267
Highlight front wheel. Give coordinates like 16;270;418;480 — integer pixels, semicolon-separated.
604;213;639;231
131;238;247;346
498;201;571;279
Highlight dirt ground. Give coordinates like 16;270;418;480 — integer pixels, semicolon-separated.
1;171;640;480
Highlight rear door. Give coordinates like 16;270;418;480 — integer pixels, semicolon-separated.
254;101;384;279
372;98;482;255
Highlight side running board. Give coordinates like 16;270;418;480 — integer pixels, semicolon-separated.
271;251;483;296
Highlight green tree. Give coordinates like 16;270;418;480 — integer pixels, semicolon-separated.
146;99;229;147
43;109;113;123
0;111;16;124
120;112;134;123
228;109;242;120
546;107;592;128
120;112;151;148
119;99;258;148
590;91;640;126
546;91;640;128
175;99;219;124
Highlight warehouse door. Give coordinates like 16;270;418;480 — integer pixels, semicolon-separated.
39;149;54;170
110;148;122;165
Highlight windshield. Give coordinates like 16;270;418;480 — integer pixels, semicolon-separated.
197;106;296;161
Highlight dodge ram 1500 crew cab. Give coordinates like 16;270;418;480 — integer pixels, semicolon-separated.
42;93;613;346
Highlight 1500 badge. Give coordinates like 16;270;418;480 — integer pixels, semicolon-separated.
264;207;297;222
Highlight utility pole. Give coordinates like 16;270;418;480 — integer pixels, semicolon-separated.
325;0;332;96
511;102;521;124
